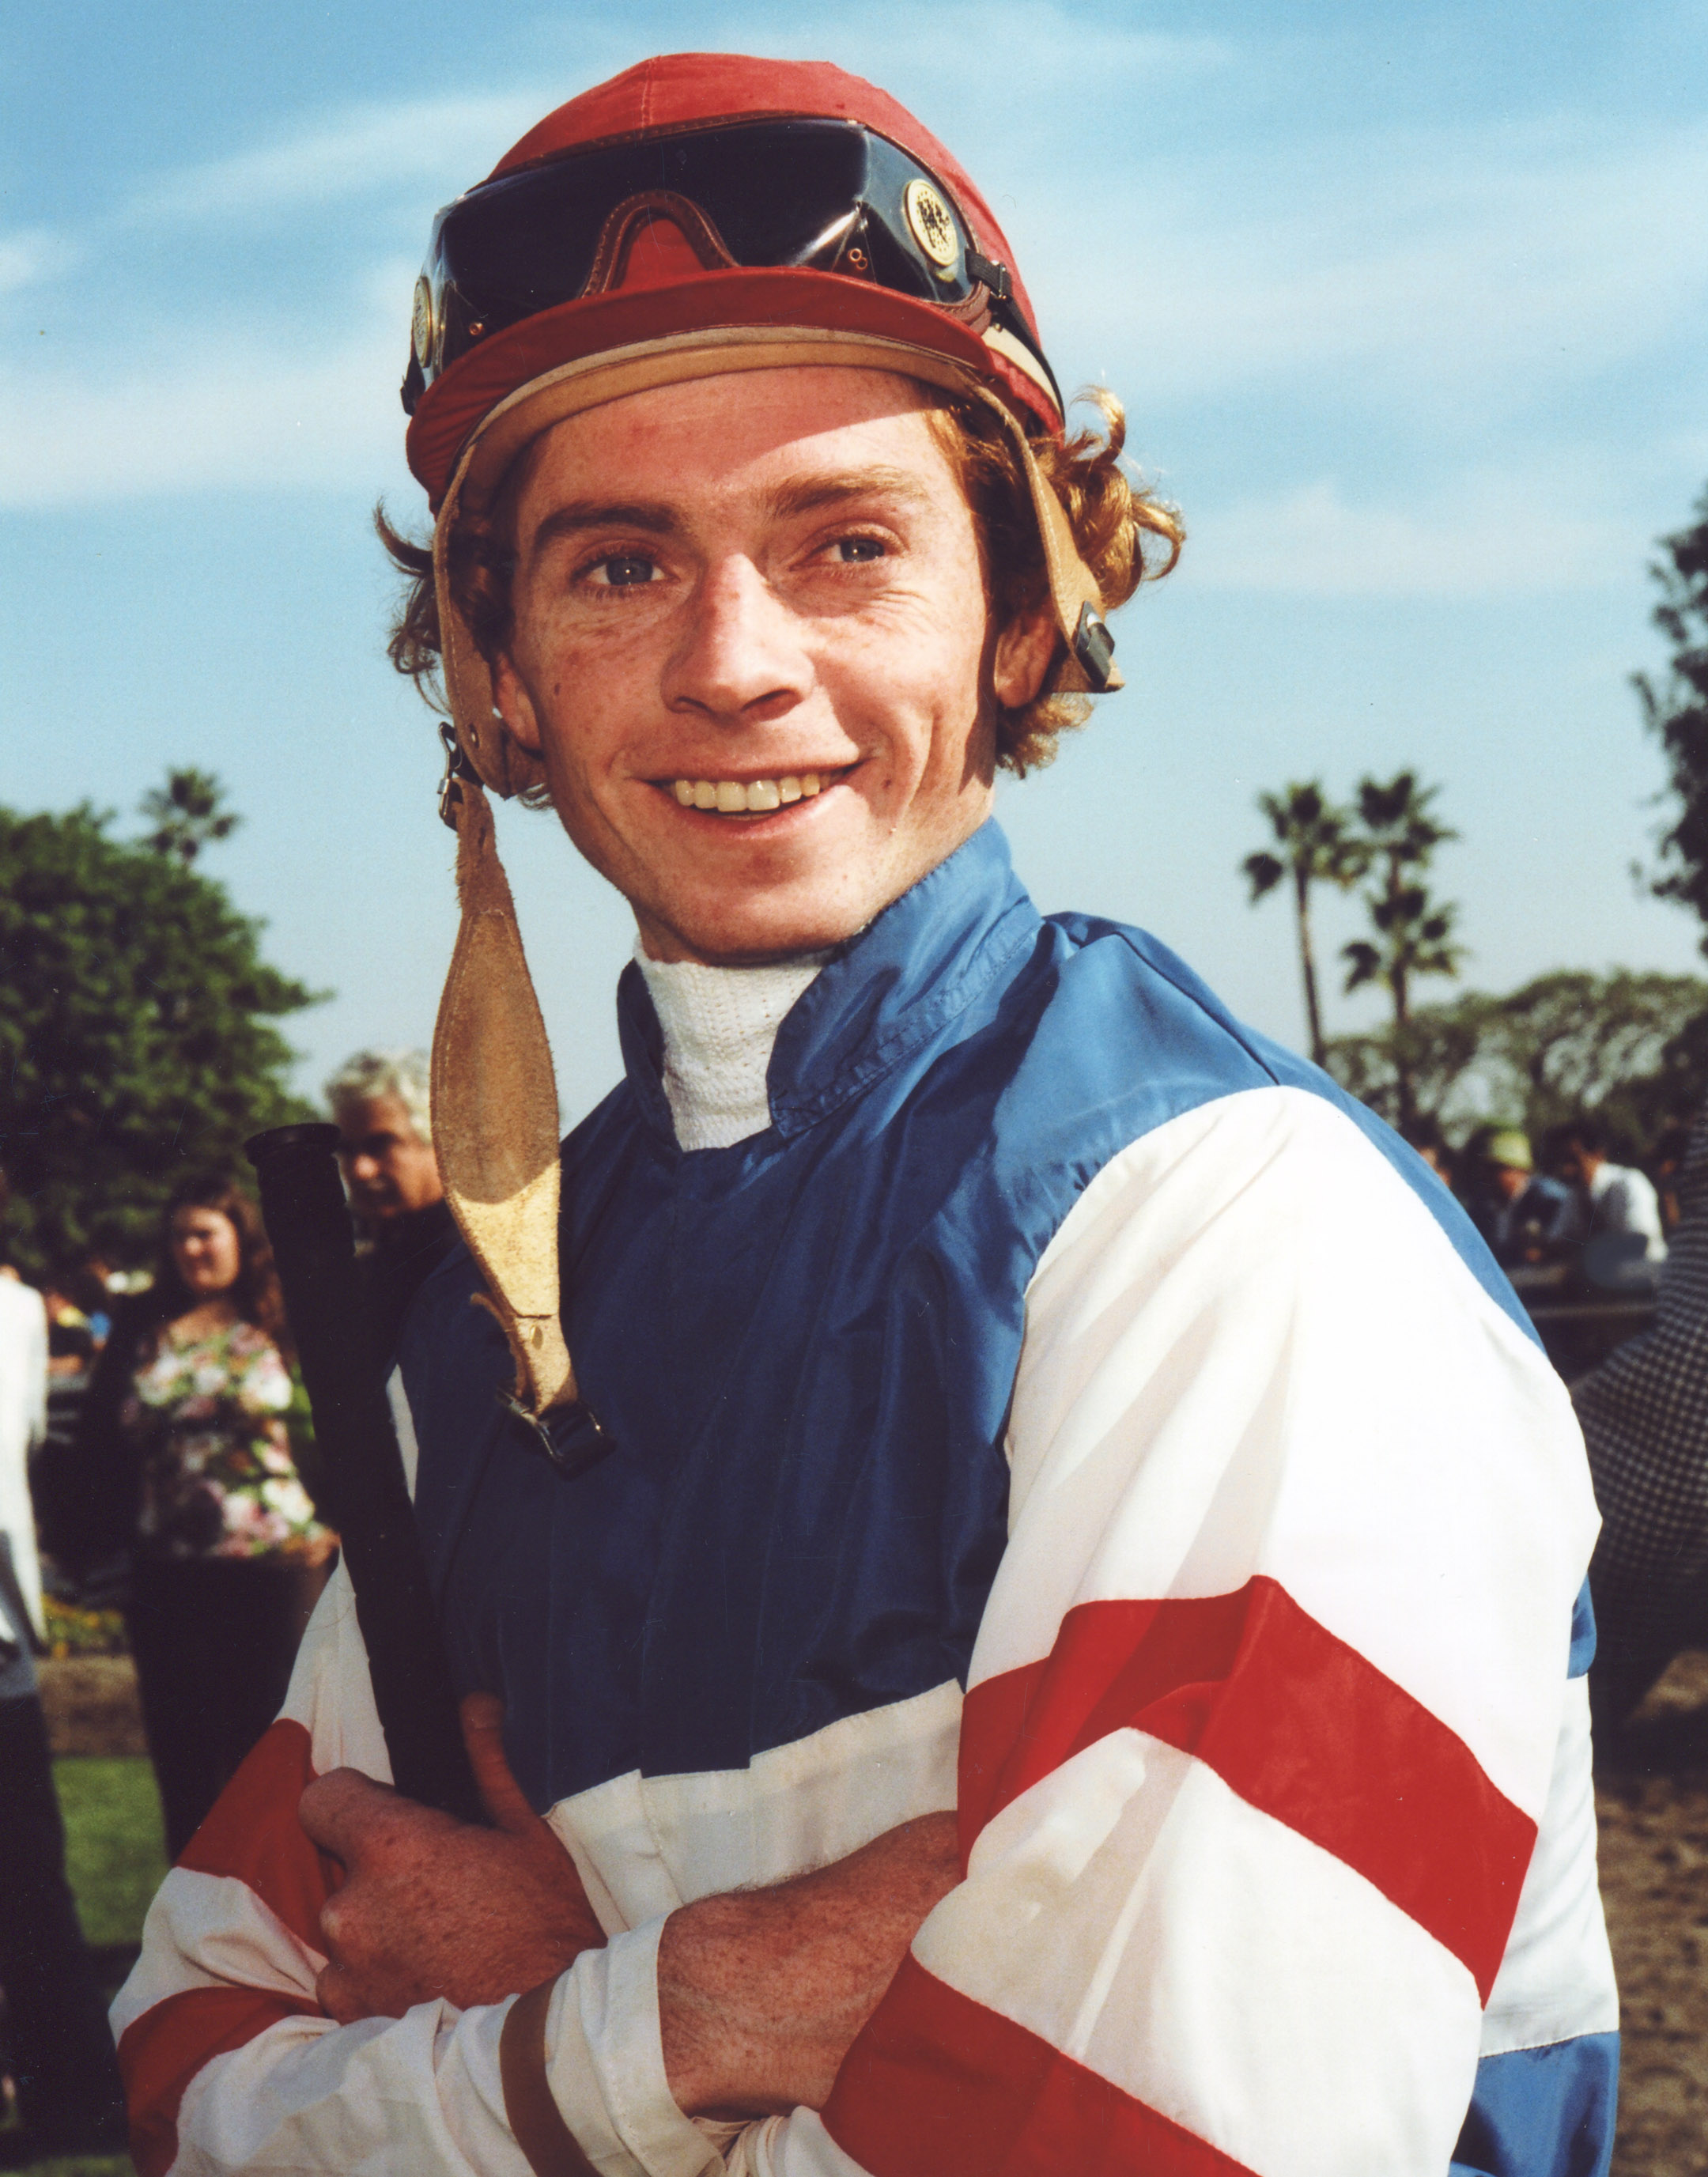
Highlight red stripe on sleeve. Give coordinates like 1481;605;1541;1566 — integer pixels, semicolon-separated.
176;1717;341;1949
119;1983;323;2177
958;1578;1534;2001
822;1953;1255;2177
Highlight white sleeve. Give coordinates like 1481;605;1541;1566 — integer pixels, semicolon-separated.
24;1285;48;1453
111;1557;539;2176
1621;1169;1667;1253
702;1088;1607;2177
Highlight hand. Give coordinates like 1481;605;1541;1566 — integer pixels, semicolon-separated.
658;1810;960;2119
300;1693;606;2024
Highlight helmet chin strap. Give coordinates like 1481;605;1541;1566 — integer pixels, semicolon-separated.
431;772;579;1419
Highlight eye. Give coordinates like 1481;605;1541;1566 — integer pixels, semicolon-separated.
586;553;659;588
832;535;887;564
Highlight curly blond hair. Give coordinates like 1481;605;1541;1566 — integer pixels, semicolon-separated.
377;385;1181;780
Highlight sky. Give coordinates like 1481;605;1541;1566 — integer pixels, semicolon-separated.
5;0;1708;1127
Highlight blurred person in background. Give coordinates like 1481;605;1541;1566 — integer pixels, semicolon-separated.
0;1183;49;1660
1578;1107;1708;1728
1480;1129;1579;1270
1544;1116;1667;1264
325;1048;455;1370
42;1267;111;1378
0;1173;127;2157
1399;1114;1454;1185
54;1174;334;1859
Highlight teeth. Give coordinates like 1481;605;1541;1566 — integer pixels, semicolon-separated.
671;773;833;814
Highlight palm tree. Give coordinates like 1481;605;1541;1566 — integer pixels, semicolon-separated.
1341;772;1464;1128
139;768;241;866
1242;781;1363;1066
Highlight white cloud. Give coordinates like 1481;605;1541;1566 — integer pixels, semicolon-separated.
1188;471;1645;598
130;93;542;222
735;2;1232;93
0;228;78;295
0;265;418;507
520;2;1234;106
7;52;1701;546
1026;115;1708;420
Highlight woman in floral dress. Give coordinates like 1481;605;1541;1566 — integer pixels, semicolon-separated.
69;1174;334;1857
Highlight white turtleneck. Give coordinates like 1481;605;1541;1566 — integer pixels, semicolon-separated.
634;942;828;1151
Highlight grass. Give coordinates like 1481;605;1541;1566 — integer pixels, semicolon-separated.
1;2162;133;2176
53;1759;166;1952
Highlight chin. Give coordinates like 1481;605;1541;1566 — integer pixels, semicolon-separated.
666;896;870;966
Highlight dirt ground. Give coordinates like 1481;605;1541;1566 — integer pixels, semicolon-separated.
38;1659;147;1759
36;1654;1708;2171
1597;1650;1708;2175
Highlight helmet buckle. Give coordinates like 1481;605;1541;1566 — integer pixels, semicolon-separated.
437;719;480;828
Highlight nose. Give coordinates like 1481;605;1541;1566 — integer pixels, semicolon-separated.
662;555;811;726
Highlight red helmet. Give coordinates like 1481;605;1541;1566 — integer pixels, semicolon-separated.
409;54;1118;799
404;54;1066;511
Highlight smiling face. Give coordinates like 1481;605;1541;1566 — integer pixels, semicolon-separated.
491;368;1054;963
169;1206;242;1298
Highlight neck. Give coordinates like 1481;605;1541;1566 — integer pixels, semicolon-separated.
170;1296;239;1339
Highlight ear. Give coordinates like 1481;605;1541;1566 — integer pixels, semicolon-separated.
992;601;1059;711
492;651;544;757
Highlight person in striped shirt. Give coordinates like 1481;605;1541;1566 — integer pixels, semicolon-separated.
113;54;1618;2177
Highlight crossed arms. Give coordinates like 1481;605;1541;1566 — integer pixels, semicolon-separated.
303;1699;958;2124
113;1096;1610;2177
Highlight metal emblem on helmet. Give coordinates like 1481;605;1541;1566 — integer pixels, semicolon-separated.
903;180;960;278
411;276;436;369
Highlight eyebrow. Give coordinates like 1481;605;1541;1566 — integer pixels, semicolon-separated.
523;467;938;561
761;467;939;521
526;499;681;561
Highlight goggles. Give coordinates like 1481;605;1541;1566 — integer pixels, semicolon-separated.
402;117;1061;418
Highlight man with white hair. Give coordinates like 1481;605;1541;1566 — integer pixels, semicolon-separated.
325;1049;455;1369
324;1049;442;1234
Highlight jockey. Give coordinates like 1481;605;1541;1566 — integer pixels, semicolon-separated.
115;53;1617;2177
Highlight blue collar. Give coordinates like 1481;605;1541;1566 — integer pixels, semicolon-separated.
614;819;1041;1147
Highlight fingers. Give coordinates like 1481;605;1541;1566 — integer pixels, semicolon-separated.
316;1960;402;2027
299;1767;401;1862
460;1691;541;1838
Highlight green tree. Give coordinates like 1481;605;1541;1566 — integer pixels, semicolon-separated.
1323;969;1708;1147
139;767;242;865
1340;772;1463;1128
1323;993;1497;1132
1241;780;1363;1065
0;799;323;1279
1638;483;1708;941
